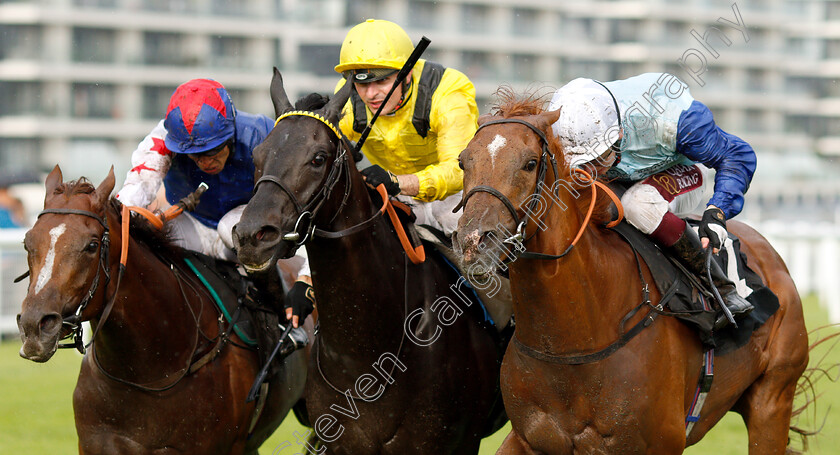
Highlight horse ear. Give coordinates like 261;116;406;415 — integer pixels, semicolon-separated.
322;81;352;124
477;114;494;127
44;165;63;200
94;166;116;208
270;67;294;118
535;108;562;132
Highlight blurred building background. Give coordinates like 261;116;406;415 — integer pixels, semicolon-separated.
2;0;840;330
2;0;840;195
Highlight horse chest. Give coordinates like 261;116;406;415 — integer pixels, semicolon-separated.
502;351;659;454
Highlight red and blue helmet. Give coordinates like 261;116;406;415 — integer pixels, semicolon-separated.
164;79;236;154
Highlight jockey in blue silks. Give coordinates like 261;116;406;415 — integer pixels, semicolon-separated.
117;78;313;343
549;72;756;329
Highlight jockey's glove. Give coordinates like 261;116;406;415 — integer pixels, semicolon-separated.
284;281;315;327
361;165;401;196
698;206;727;251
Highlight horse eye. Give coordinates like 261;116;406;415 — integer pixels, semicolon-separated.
458;158;464;170
311;153;327;167
523;159;538;172
85;241;98;253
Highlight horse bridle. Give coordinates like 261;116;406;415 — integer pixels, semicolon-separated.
455;117;623;262
255;110;410;246
36;208;112;354
253;110;353;248
454;118;560;248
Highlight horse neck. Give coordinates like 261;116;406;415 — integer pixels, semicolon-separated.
511;183;640;352
91;206;210;381
307;168;410;360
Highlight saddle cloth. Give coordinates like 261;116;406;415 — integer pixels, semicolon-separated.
181;251;259;347
611;221;780;354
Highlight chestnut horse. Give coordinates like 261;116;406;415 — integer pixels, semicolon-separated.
233;69;504;454
454;92;810;454
17;166;306;454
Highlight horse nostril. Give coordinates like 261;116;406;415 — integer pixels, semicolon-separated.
39;314;61;336
256;226;279;243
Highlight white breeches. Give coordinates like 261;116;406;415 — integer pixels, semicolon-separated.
167;209;241;262
396;191;463;236
620;165;713;234
167;205;309;282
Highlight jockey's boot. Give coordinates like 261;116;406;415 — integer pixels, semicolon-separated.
667;226;753;330
278;326;309;358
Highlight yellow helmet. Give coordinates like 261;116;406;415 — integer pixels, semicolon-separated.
335;19;414;75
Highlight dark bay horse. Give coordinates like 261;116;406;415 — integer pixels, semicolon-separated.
233;69;503;454
17;166;306;455
454;92;810;454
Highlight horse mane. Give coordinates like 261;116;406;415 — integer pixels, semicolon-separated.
53;178;96;196
490;85;615;227
295;92;330;111
107;198;184;260
49;177;183;258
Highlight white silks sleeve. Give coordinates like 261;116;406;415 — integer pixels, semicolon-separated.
296;246;311;279
116;120;172;208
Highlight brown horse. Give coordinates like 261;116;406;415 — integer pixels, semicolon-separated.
17;166;307;455
232;69;504;454
454;92;810;454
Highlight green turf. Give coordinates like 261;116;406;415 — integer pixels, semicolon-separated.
2;295;837;454
685;294;840;455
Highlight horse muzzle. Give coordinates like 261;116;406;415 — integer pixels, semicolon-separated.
17;309;63;362
232;222;291;273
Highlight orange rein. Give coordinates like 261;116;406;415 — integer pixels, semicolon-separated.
375;184;426;264
119;203;187;266
567;168;624;247
519;168;625;261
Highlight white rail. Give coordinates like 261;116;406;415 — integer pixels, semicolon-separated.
1;222;838;337
0;229;29;338
752;220;840;323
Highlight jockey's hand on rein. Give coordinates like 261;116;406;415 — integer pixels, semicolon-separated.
698;206;727;253
284;281;316;328
361;165;401;196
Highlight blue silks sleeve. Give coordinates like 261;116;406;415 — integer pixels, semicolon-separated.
676;100;756;219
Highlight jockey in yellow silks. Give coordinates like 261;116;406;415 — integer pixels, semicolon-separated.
334;19;479;234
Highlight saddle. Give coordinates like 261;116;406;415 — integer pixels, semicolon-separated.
180;251;260;347
611;221;780;354
181;252;300;372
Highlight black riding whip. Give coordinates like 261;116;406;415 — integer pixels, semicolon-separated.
353;36;431;155
705;247;737;328
246;321;295;403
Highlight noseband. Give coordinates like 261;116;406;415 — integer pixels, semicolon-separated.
36;208;111;354
253;110;352;247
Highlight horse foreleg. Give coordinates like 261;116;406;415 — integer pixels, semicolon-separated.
496;430;542;455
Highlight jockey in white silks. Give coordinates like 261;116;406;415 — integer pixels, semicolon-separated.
549;73;757;329
116;78;312;345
